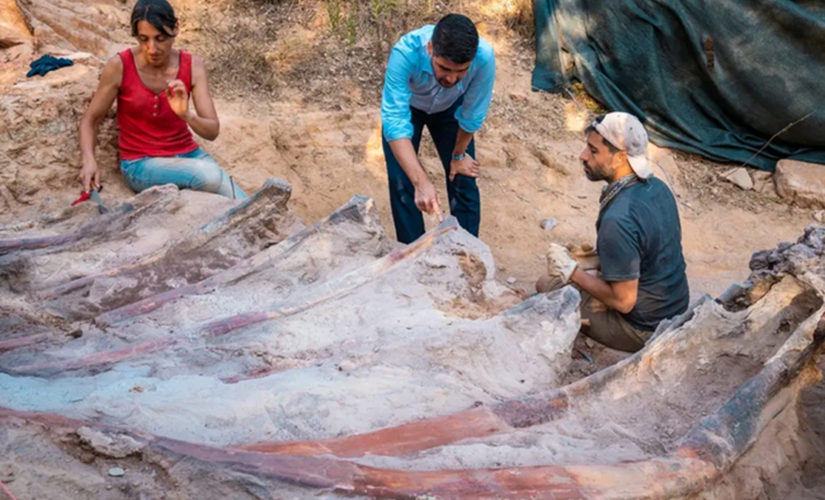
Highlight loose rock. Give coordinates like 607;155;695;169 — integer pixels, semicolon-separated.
721;167;753;190
751;170;775;195
77;427;144;459
108;467;125;477
541;218;558;231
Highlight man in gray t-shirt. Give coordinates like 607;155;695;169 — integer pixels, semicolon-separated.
538;112;689;352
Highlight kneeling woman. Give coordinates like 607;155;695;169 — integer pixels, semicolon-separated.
79;0;245;199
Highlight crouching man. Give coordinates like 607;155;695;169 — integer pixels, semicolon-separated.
537;112;689;352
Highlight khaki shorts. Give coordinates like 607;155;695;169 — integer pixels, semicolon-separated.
537;275;651;352
579;290;652;352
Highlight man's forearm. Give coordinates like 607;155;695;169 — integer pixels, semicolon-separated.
453;128;474;157
389;138;428;186
570;267;633;313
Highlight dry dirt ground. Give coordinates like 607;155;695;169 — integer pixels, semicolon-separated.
1;0;824;498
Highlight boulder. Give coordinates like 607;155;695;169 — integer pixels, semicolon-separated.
775;159;825;209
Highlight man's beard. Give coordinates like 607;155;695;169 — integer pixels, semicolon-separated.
583;162;609;182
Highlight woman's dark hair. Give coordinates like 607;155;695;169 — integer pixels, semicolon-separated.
130;0;178;38
431;14;479;64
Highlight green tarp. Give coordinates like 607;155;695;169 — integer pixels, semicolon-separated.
531;0;825;170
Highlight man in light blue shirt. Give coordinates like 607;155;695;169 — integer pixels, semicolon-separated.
381;13;496;243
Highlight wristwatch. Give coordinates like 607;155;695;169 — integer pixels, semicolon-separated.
452;152;467;161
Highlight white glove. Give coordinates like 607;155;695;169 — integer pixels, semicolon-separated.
546;243;578;284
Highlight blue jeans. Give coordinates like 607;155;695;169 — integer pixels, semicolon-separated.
120;148;247;199
382;99;480;244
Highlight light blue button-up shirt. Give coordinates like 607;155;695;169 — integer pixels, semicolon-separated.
381;25;496;142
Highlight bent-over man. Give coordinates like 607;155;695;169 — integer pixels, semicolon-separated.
381;13;496;243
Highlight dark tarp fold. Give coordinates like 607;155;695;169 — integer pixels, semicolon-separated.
532;0;825;170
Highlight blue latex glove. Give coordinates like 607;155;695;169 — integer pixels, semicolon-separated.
26;55;74;78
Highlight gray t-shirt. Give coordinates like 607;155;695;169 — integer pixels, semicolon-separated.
596;177;690;331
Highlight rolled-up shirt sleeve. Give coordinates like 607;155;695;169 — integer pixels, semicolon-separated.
456;47;496;134
381;46;415;142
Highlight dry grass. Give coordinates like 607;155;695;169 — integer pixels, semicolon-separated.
568;82;607;116
179;0;536;105
180;0;317;98
475;0;534;39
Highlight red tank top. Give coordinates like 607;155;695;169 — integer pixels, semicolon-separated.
117;48;199;160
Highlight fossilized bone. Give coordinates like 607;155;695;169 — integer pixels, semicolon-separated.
96;195;380;326
0;334;50;354
8;218;457;375
36;179;299;314
0;203;133;255
0;185;192;259
0;311;821;500
235;293;823;458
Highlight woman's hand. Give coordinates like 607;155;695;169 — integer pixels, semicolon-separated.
166;79;190;119
79;157;100;193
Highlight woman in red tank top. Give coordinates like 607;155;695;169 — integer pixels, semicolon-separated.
78;0;246;199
